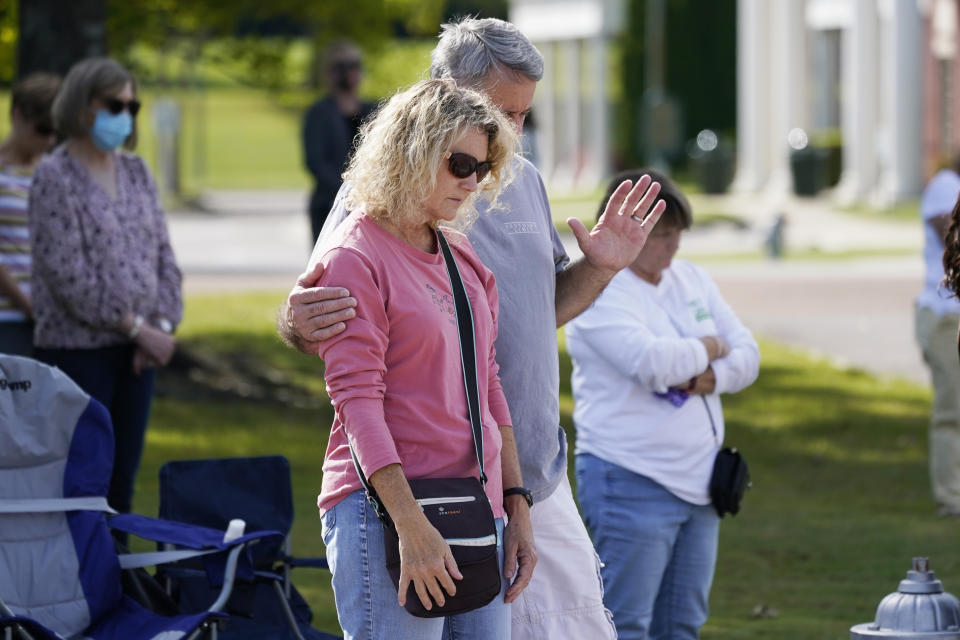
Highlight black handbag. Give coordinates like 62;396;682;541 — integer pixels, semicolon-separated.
350;228;501;618
701;397;751;517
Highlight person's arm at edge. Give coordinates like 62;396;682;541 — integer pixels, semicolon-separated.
0;265;31;317
498;425;536;602
931;213;950;242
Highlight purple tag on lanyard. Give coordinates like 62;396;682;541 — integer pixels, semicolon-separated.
655;388;690;407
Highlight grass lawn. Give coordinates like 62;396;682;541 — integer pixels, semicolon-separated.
132;290;945;639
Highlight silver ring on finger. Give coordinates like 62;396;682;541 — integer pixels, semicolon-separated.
630;214;642;222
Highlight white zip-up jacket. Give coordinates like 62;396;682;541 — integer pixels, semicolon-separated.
566;259;760;504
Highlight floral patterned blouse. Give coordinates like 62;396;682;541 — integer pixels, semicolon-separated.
28;146;182;349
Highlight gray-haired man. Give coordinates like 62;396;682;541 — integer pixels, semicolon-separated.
280;17;663;638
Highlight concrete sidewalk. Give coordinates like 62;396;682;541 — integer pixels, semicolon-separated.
167;189;932;385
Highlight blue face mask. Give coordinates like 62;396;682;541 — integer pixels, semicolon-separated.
90;110;132;151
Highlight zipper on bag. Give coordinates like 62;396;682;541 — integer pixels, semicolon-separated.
445;534;497;547
416;495;477;507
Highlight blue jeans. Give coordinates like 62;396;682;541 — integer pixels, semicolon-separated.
34;345;156;515
576;453;719;640
320;490;510;640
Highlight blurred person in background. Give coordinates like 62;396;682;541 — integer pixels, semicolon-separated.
943;195;960;356
302;40;376;243
915;157;960;517
0;73;60;356
29;57;182;516
566;169;759;640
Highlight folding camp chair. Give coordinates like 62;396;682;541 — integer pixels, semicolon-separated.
0;354;282;640
157;456;340;640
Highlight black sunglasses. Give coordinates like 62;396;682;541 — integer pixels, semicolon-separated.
104;97;141;117
447;152;492;183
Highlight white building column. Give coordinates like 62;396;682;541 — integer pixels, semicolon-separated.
765;0;809;199
732;0;770;192
535;41;557;181
834;0;879;204
550;39;581;190
873;0;924;205
580;34;609;187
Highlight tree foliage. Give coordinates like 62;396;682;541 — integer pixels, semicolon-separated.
0;0;15;84
104;0;447;89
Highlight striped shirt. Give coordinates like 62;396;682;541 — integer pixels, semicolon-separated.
0;165;33;322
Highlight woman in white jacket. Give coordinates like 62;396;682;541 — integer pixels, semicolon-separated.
566;169;760;640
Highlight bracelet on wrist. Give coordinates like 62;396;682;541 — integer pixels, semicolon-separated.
127;314;144;340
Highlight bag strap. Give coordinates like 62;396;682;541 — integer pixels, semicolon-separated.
700;396;720;446
437;228;486;484
348;227;486;527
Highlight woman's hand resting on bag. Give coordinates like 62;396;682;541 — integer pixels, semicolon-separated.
367;463;465;610
396;516;464;610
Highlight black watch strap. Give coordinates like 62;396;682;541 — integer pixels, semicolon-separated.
503;486;533;507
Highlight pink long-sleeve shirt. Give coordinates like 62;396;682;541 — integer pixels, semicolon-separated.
316;211;511;518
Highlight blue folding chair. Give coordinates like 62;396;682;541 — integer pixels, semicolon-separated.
0;355;282;640
157;456;340;640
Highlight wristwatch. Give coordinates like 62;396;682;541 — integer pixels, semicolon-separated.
503;487;534;508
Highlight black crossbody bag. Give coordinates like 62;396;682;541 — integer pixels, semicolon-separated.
349;228;501;618
701;397;751;517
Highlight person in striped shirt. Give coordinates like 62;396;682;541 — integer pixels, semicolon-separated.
0;73;60;355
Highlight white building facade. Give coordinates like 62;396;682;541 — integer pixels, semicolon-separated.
509;0;625;191
735;0;933;206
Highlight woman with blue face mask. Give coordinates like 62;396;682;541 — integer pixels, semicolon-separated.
27;58;182;522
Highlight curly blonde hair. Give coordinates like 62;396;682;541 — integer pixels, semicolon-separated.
343;78;517;229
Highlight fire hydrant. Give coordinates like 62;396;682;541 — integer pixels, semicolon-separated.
851;558;960;638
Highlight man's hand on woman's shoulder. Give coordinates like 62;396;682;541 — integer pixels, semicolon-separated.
277;261;357;355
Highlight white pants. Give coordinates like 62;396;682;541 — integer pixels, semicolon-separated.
512;475;617;639
915;305;960;511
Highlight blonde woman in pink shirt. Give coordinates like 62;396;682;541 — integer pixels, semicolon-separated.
314;79;523;638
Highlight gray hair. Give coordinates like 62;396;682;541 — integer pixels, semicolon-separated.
430;17;544;86
53;57;138;149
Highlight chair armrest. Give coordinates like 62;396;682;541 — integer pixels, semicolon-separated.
109;513;282;550
110;513;283;612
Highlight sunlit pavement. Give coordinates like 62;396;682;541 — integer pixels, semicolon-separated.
167;190;929;384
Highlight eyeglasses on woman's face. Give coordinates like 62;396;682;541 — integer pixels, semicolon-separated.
446;152;492;183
